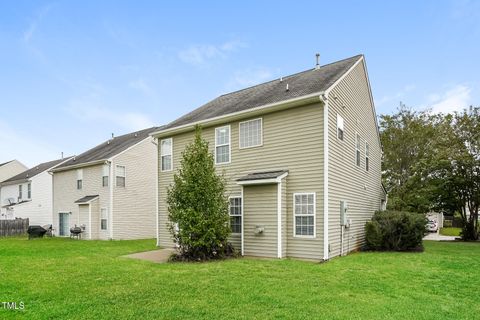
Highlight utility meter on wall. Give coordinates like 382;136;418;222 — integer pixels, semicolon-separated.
340;200;349;227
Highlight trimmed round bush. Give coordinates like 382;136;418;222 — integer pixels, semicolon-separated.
365;211;427;251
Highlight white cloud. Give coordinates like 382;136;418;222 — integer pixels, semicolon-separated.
66;89;154;131
128;78;154;96
428;84;472;114
23;4;52;43
0;120;58;167
178;40;247;66
226;67;273;91
376;84;416;107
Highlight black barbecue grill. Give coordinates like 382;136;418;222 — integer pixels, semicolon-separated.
27;225;47;239
70;226;83;239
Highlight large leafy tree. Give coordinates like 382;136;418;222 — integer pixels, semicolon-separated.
428;108;480;240
166;125;232;260
379;106;440;212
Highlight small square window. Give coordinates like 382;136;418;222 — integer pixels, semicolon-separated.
337;114;344;141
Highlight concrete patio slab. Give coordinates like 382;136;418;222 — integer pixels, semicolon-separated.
122;248;175;263
424;231;458;241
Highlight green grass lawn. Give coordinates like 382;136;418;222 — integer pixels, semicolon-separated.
0;238;479;319
440;227;462;236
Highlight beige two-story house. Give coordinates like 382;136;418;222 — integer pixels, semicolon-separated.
152;55;386;261
51;127;159;240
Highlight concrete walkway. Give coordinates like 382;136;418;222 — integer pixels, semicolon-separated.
423;231;458;241
123;248;175;263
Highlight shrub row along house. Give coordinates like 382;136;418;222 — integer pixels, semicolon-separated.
151;54;386;261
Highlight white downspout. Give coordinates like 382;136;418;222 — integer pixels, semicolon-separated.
277;181;282;258
241;185;244;256
321;93;329;261
152;137;160;247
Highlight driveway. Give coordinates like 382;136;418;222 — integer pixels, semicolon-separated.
424;231;458;241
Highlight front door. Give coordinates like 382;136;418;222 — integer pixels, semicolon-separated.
58;212;70;236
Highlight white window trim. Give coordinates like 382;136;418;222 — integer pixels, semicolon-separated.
365;140;369;172
215;125;231;165
355;132;361;167
293;192;316;239
115;165;126;187
238;118;263;149
160;138;173;172
100;207;108;231
27;183;31;199
228;196;242;234
336;114;344;141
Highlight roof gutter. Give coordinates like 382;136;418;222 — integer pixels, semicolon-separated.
150;92;325;138
50;159;109;173
0;178;31;187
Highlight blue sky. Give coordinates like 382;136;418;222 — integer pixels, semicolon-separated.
0;0;478;167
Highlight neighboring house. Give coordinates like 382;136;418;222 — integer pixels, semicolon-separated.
0;160;28;216
152;54;387;261
50;127;159;240
0;158;71;223
0;160;28;183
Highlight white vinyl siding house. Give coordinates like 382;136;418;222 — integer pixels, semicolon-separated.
154;54;386;261
52;127;158;240
0;157;71;224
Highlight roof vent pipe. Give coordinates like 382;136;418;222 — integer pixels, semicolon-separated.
286;83;289;91
61;152;64;159
111;133;114;139
280;77;283;83
315;53;320;70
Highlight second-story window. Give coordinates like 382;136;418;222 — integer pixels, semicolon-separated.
337;114;344;141
77;169;83;190
18;185;23;200
102;164;109;187
239;118;262;148
116;165;126;187
355;133;361;167
365;142;370;172
215;125;230;164
161;138;173;172
27;183;31;199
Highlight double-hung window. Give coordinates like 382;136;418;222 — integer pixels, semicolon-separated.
239;118;262;148
294;193;315;237
365;141;370;172
77;169;83;190
337;114;344;141
116;165;126;187
18;185;23;200
229;197;242;233
161;138;173;171
215;125;230;164
27;183;31;199
102;164;109;187
100;208;108;230
355;133;361;167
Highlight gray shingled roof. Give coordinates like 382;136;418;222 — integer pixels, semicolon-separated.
54;127;160;171
237;170;289;181
163;55;362;130
75;195;99;204
2;158;70;184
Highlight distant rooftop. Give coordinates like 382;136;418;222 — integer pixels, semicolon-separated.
2;158;70;184
54;126;161;171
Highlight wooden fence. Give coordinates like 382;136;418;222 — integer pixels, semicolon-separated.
0;218;29;237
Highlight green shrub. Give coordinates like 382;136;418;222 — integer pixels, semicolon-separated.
167;126;234;261
365;211;427;251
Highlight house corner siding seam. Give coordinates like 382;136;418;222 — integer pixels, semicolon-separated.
322;95;329;261
240;185;244;256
